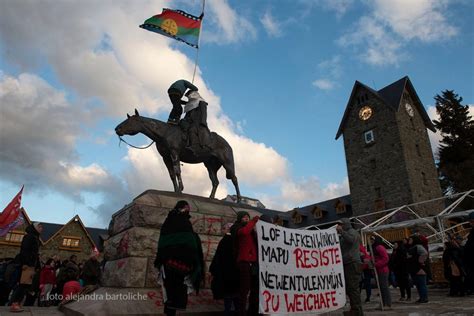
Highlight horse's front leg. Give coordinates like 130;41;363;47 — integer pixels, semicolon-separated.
170;152;184;192
163;156;179;193
204;160;220;199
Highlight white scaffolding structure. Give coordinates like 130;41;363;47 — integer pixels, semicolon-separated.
305;190;474;247
356;189;474;246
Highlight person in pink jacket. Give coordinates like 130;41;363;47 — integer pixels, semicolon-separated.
371;236;392;310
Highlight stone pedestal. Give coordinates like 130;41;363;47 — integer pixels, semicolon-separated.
62;190;262;316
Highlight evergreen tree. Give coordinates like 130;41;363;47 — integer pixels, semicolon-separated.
433;90;474;194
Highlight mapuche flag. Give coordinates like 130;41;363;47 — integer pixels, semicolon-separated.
0;186;24;233
140;9;202;48
0;213;25;237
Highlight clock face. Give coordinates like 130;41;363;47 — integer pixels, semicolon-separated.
405;103;414;117
359;106;373;121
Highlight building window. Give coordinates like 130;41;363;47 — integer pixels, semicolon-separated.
291;210;303;224
357;93;369;105
4;232;25;244
410;118;416;130
273;216;284;226
364;130;375;144
61;237;80;249
312;206;324;219
335;200;346;214
416;144;421;157
422;172;428;185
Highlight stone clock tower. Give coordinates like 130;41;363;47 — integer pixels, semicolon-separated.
336;76;442;217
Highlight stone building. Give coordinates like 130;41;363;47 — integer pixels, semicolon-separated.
0;208;107;262
335;76;442;217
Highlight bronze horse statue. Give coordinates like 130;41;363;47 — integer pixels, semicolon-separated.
115;109;241;202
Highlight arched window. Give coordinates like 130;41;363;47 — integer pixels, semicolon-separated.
312;206;324;219
335;200;347;214
292;210;303;224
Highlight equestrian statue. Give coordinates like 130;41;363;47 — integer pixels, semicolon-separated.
115;81;241;202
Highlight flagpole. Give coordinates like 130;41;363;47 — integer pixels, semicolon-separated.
192;0;205;84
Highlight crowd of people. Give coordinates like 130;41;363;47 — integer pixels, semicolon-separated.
356;211;474;315
160;201;474;316
0;223;102;312
1;203;473;315
154;200;263;316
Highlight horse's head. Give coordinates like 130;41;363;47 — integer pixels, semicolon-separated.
115;109;142;136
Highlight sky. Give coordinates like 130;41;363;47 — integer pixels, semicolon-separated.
0;0;473;229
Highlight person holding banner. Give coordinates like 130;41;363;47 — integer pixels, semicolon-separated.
337;218;364;316
231;211;260;316
9;222;42;313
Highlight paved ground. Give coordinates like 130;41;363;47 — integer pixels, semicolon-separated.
354;287;474;316
0;287;472;315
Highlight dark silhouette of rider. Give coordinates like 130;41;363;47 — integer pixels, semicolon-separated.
167;79;198;125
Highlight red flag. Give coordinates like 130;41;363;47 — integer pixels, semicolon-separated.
0;186;24;228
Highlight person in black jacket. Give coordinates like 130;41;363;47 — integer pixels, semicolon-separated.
209;222;240;315
443;236;465;296
390;240;411;301
10;222;42;312
81;250;101;286
167;80;198;125
154;200;204;316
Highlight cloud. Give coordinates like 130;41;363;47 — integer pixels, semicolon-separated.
371;0;457;42
312;79;335;90
0;73;128;225
338;0;459;66
312;56;341;90
338;16;405;66
261;177;350;210
300;0;355;17
204;0;257;43
260;11;282;37
0;1;350;228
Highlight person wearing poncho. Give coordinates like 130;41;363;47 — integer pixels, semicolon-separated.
154;200;204;316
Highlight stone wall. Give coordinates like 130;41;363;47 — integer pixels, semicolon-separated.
343;86;412;216
342;85;443;218
101;190;262;289
397;90;443;215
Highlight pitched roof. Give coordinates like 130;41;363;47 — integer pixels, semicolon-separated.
86;227;108;251
39;215;108;250
377;76;407;110
40;223;63;242
336;76;435;139
285;195;353;228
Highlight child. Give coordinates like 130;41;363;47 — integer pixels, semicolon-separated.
61;268;82;305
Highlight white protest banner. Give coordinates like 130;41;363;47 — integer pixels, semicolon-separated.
257;221;346;314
